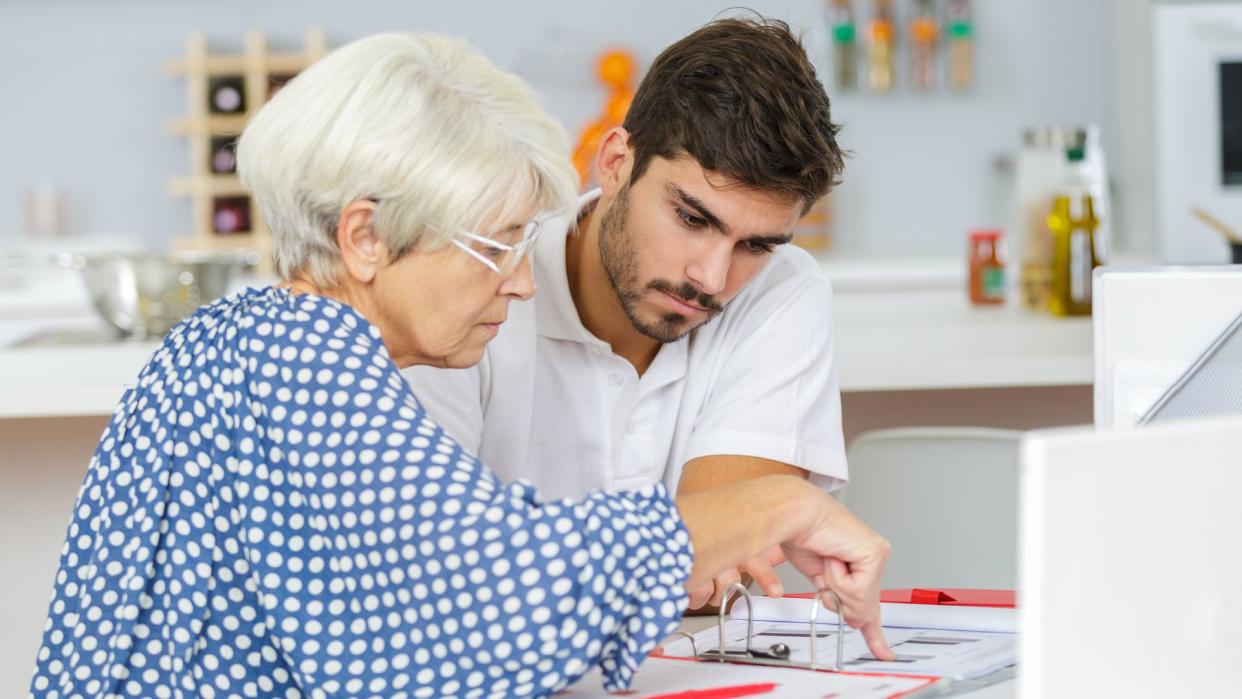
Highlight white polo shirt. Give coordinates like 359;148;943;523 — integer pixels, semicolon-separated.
403;190;847;499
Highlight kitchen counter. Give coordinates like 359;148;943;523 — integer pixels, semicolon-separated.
0;266;163;419
0;260;1093;419
833;292;1092;392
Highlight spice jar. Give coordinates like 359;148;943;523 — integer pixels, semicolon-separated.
969;229;1007;305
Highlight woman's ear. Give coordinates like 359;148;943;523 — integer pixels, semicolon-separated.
336;200;385;283
595;127;634;198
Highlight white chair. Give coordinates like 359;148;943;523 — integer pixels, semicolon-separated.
777;427;1021;592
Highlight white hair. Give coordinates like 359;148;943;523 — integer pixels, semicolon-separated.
236;33;578;285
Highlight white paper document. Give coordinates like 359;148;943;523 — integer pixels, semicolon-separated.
561;656;938;699
735;595;1017;634
663;618;1015;681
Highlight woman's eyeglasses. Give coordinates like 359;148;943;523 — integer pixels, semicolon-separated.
452;214;557;276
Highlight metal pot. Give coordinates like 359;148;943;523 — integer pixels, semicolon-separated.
59;250;260;339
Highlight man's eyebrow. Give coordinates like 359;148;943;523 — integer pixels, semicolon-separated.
745;233;795;247
667;183;795;246
668;183;730;236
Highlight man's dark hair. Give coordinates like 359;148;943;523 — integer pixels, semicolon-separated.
622;17;844;214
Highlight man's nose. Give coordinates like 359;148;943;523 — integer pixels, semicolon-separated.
685;240;731;296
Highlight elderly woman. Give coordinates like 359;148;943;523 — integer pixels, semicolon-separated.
29;33;891;698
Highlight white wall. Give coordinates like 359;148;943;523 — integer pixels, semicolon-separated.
0;0;1124;258
827;0;1113;256
1108;0;1159;257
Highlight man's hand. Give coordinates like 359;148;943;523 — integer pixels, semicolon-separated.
781;491;894;661
676;475;895;661
678;455;808;612
687;547;787;609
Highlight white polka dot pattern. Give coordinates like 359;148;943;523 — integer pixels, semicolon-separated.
29;287;693;698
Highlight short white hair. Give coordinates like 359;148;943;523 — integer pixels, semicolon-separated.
237;33;578;285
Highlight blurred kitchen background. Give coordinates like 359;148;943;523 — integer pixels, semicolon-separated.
0;0;1159;259
3;0;1241;694
7;0;1242;263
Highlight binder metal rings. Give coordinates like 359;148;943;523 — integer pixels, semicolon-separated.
698;582;846;672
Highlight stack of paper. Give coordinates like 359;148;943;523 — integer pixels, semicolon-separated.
562;657;938;699
737;595;1017;633
663;596;1017;682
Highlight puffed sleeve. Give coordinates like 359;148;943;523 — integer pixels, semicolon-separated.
235;300;693;696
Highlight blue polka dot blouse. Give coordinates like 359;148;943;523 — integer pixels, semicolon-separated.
29;287;693;698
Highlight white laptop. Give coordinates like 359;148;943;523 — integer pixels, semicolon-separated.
1093;266;1242;428
1019;416;1242;697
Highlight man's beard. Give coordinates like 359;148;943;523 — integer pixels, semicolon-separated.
598;184;724;343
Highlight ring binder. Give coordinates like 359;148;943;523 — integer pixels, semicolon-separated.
696;582;846;671
667;631;699;657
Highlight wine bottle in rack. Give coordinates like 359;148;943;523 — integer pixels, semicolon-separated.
209;137;237;174
212;197;251;234
208;76;246;114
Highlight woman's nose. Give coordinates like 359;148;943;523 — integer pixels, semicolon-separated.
499;254;536;300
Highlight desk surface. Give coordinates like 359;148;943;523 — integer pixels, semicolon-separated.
673;615;1015;698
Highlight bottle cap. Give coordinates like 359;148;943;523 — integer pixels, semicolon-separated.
969;229;1003;241
910;18;939;42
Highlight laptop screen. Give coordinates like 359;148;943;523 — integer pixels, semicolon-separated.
1093;266;1242;427
1140;311;1242;424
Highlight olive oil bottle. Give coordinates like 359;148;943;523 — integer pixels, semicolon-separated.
1047;147;1100;316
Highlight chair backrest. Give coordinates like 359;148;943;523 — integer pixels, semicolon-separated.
839;427;1022;589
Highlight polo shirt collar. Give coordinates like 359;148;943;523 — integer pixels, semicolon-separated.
534;189;609;346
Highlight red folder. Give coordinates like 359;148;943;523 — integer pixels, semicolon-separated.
880;588;1015;608
786;588;1016;608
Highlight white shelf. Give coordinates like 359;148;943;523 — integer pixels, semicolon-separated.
833;291;1092;392
0;341;156;418
818;255;964;294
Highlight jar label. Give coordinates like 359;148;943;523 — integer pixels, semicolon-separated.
983;266;1006;299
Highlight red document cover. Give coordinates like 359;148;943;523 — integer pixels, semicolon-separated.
786;588;1016;608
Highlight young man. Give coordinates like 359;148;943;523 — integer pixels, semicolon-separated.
406;18;854;608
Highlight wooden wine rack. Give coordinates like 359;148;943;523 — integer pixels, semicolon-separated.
164;28;327;263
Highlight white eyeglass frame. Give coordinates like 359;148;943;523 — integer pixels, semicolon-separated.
451;214;556;275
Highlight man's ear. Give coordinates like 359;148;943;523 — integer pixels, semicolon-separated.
336;199;385;283
596;127;635;198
